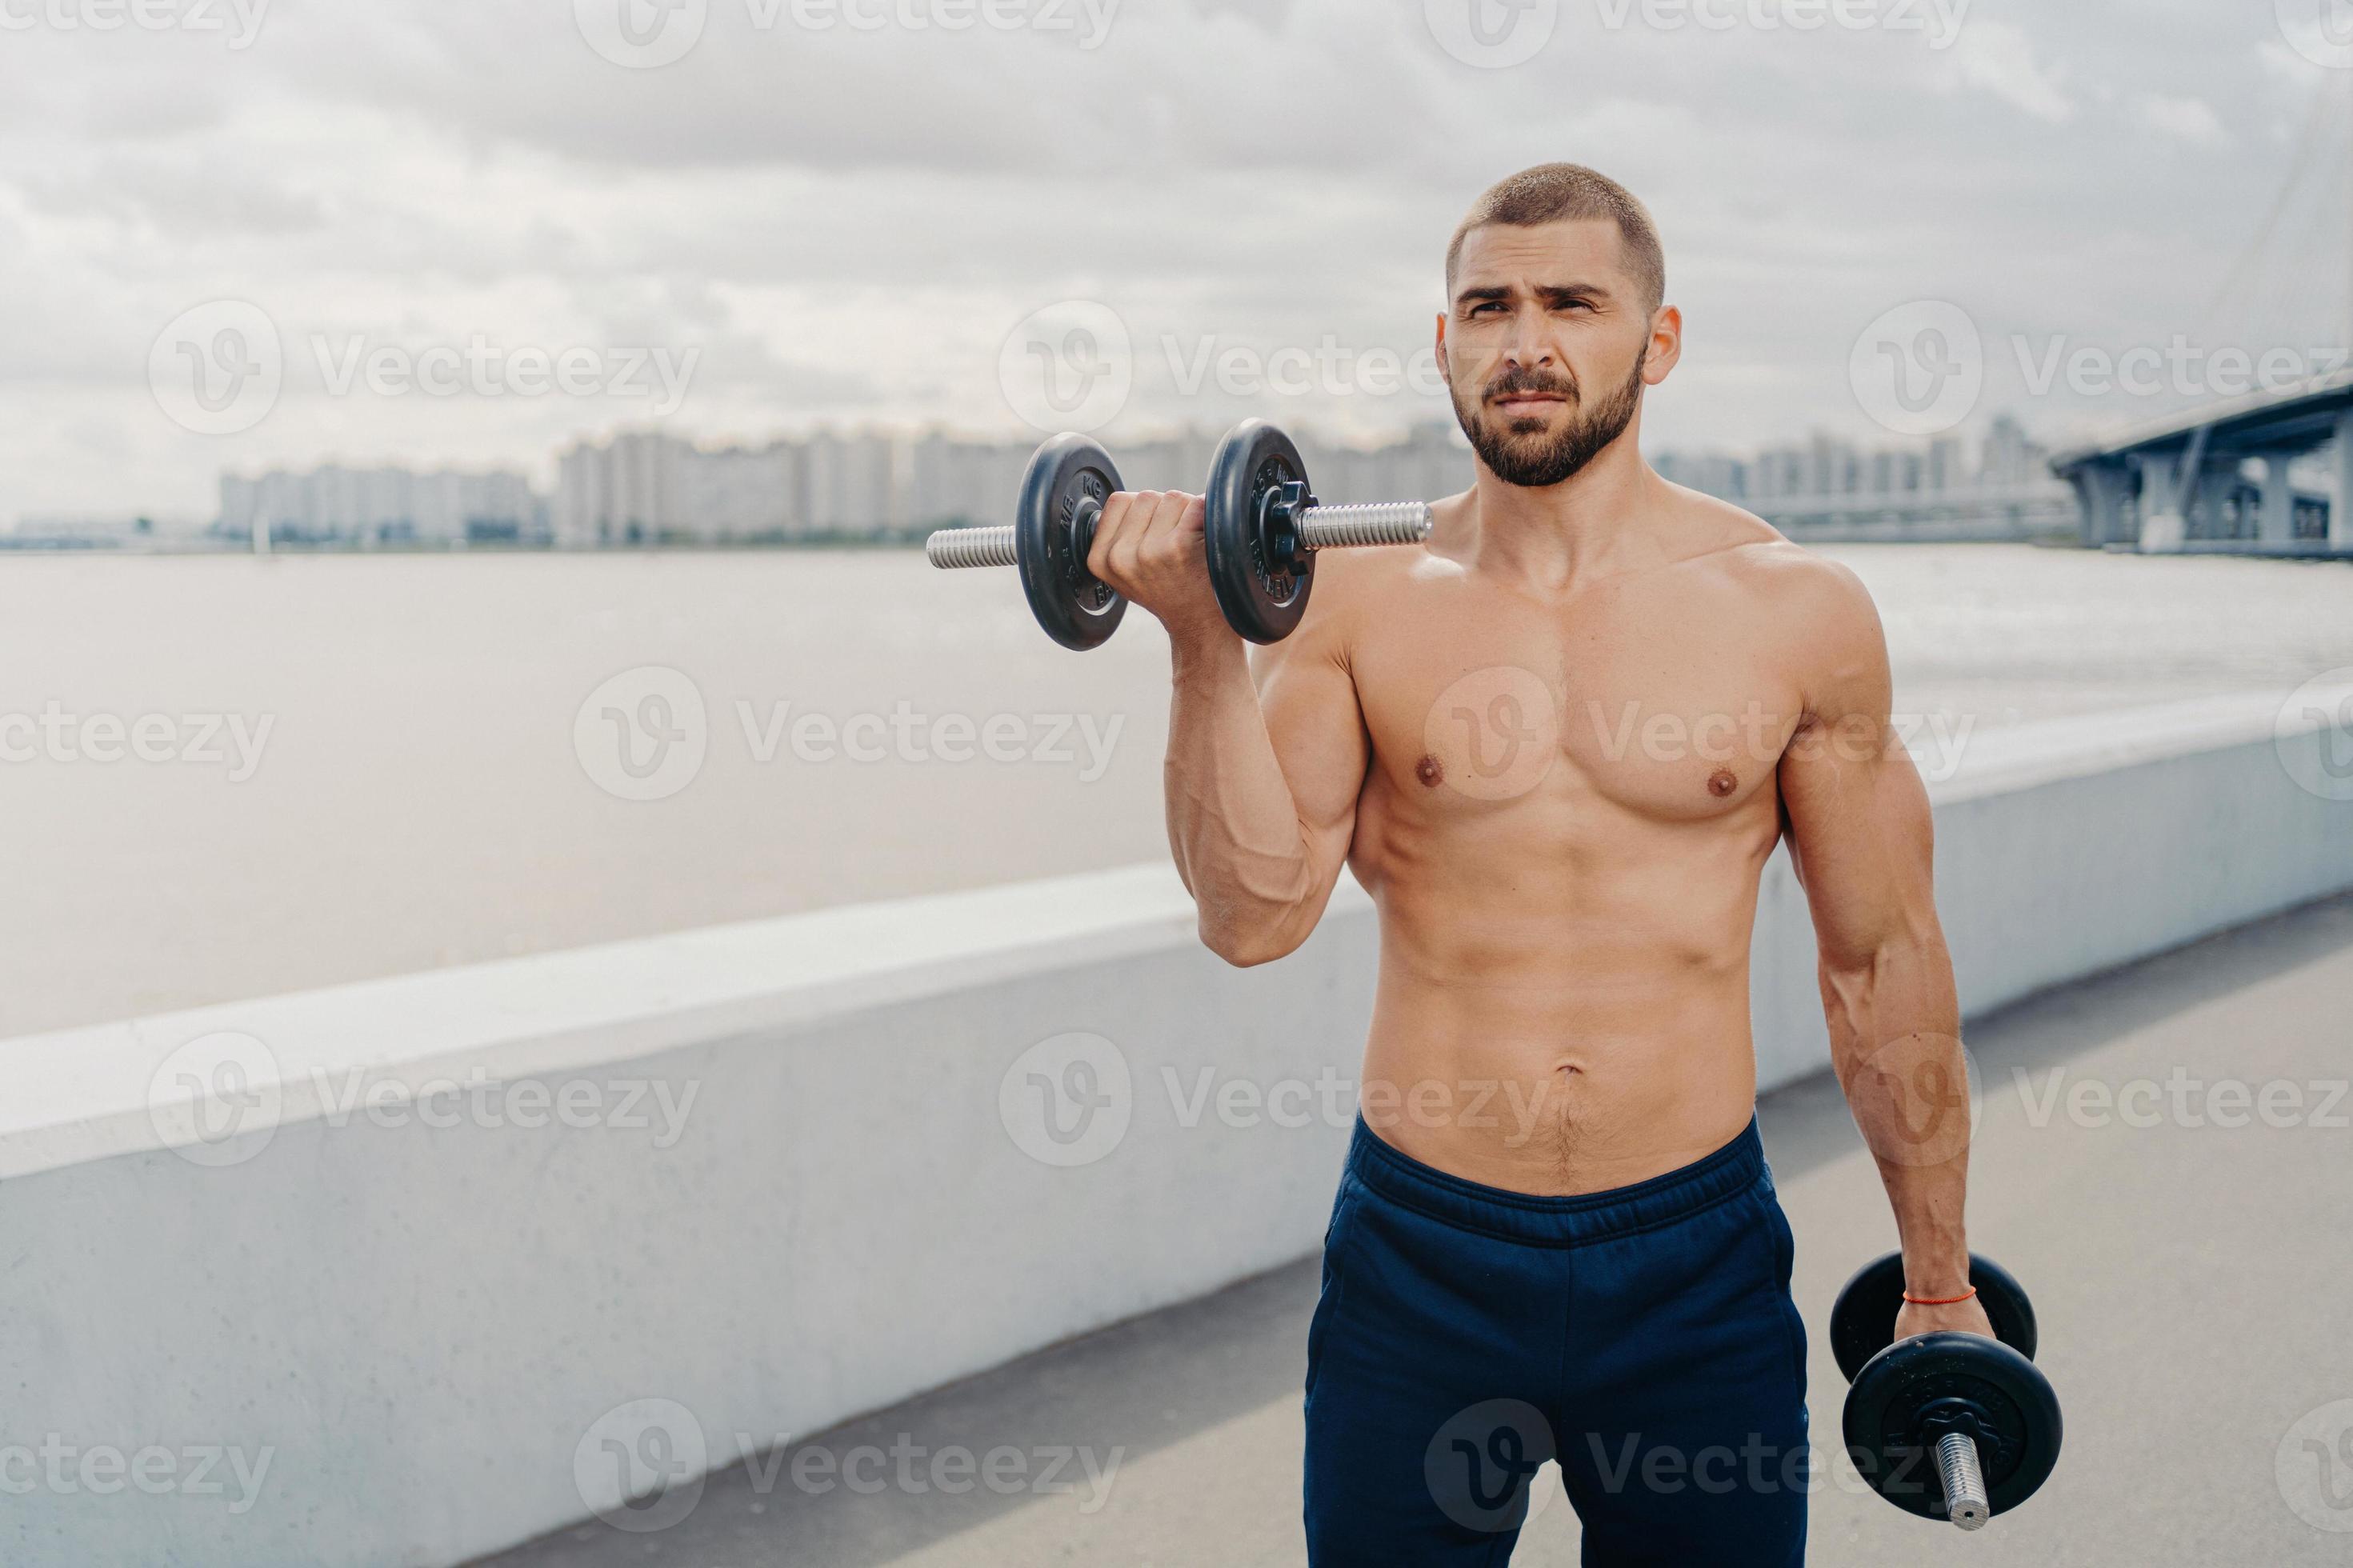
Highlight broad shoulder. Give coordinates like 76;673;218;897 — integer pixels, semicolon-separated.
1668;490;1879;637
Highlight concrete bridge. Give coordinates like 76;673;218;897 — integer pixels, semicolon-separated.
2051;369;2353;554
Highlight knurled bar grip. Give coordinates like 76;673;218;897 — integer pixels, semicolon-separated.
1936;1431;1990;1530
926;500;1431;567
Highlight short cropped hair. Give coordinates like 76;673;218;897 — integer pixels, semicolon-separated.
1444;163;1666;312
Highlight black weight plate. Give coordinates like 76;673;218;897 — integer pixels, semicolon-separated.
1014;434;1126;651
1843;1331;2062;1522
1205;419;1313;645
1829;1251;2038;1384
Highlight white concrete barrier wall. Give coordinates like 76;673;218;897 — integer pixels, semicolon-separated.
2;689;2348;1566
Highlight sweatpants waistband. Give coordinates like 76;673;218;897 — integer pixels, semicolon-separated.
1343;1114;1767;1246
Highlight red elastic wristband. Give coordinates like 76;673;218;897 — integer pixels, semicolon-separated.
1903;1285;1979;1306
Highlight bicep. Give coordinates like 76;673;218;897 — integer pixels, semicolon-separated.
1254;628;1370;883
1777;577;1939;969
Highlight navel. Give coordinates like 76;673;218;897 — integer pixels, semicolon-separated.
1415;754;1445;789
1708;768;1739;798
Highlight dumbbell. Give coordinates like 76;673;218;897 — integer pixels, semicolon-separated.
1830;1251;2062;1530
923;420;1435;651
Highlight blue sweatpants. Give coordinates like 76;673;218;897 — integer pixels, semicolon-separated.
1303;1118;1811;1566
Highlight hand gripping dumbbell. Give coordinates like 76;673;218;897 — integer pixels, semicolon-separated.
923;420;1435;650
1830;1251;2063;1530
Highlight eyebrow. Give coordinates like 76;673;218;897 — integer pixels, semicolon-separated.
1453;282;1615;312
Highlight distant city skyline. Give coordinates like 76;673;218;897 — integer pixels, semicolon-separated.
4;408;2078;550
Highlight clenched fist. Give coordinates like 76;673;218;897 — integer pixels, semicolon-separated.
1084;490;1231;646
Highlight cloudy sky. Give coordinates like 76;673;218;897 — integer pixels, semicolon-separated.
2;0;2347;523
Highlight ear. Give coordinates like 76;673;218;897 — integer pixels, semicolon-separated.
1435;310;1451;382
1642;304;1683;385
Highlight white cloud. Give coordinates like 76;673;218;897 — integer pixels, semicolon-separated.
2133;93;2230;147
1942;18;2073;123
0;0;2327;520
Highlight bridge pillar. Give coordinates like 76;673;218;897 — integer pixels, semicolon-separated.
2335;409;2353;553
2133;452;2184;550
2063;458;2132;545
2258;454;2298;544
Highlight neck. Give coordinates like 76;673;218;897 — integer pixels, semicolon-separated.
1463;425;1667;593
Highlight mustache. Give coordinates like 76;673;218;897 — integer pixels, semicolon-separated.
1483;367;1580;404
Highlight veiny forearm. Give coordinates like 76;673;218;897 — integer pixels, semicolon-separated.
1162;632;1324;964
1821;926;1972;1295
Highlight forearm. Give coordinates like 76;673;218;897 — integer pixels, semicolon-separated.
1162;630;1324;964
1821;927;1971;1294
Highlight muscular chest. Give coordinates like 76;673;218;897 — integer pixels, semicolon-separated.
1353;573;1806;825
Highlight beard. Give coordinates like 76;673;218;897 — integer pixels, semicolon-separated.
1451;348;1647;489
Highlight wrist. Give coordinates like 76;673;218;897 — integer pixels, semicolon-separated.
1167;618;1244;677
